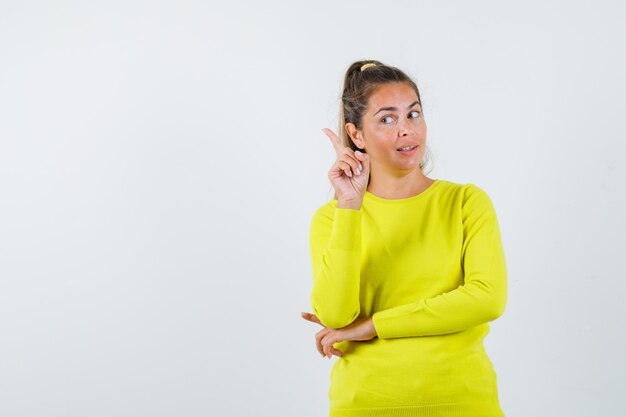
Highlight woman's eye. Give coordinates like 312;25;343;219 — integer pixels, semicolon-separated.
381;116;394;124
409;111;421;119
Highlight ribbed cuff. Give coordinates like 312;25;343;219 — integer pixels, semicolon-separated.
327;208;361;251
372;300;424;339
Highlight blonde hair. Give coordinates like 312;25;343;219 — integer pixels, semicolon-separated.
331;60;433;199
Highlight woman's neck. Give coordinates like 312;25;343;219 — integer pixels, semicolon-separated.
366;167;434;199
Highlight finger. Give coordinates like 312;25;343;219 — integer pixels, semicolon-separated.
322;128;345;156
322;333;341;358
354;150;368;166
315;329;329;357
320;331;338;358
353;151;368;172
338;151;362;175
325;342;336;358
300;312;322;325
336;160;354;178
317;331;343;358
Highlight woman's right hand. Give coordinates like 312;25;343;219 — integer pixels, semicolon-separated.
323;128;370;205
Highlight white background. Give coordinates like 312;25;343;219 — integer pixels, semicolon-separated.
1;1;625;416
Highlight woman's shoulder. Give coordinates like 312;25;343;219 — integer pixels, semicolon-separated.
436;178;492;200
438;180;499;219
432;179;497;217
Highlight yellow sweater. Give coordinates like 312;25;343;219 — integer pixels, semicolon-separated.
309;179;507;417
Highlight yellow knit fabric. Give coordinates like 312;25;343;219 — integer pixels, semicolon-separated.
309;179;507;417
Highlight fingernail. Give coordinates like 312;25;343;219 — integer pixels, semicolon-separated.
355;150;362;156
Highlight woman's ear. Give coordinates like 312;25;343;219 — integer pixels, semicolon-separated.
345;123;365;150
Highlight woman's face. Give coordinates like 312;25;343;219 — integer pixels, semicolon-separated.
347;82;426;174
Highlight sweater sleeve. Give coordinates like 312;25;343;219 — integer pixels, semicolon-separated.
372;185;507;338
309;203;362;329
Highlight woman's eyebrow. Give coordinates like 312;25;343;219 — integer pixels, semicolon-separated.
373;101;420;116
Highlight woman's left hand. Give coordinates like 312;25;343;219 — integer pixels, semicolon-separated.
301;312;378;358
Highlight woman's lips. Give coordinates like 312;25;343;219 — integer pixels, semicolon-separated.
397;145;418;155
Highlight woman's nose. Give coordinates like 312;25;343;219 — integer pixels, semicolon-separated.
398;118;413;136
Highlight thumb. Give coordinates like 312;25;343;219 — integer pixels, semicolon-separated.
355;150;369;166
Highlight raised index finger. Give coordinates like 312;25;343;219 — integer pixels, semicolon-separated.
322;128;346;155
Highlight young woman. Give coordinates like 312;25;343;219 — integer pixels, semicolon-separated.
301;60;508;417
